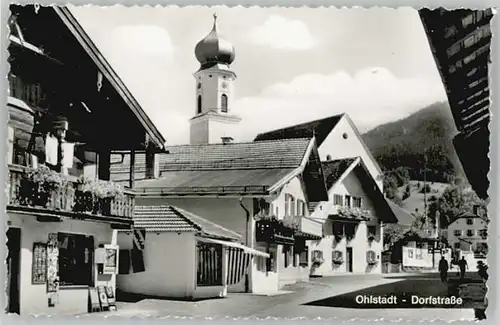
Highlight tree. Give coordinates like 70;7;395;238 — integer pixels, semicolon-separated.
383;224;407;247
402;184;411;200
428;184;487;227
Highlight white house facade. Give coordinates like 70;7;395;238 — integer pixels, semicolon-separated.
307;157;397;276
110;138;327;294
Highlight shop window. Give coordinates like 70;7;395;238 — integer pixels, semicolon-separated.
57;233;94;286
266;251;276;273
299;247;309;267
256;255;267;272
197;242;223;286
454;242;461;249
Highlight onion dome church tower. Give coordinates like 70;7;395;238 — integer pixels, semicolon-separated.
189;13;242;145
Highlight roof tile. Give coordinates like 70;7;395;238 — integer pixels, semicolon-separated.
321;158;358;189
133;205;241;241
254;114;344;146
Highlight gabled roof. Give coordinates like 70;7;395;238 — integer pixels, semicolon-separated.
386;199;415;227
53;7;166;149
322;158;358;189
326;157;398;224
454;211;489;223
111;138;311;175
254;114;344;146
133;205;241;241
112;138;327;200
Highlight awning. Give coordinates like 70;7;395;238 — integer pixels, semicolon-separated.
198;237;270;258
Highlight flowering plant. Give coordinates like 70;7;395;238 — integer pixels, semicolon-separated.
24;165;70;190
312;255;324;267
366;250;378;266
332;250;344;265
338;206;372;220
77;177;124;199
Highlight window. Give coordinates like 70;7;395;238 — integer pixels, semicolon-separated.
299;246;309;267
256;256;266;272
353;197;362;208
221;94;228;113
284;194;290;217
290;196;295;216
345;195;351;207
197;95;202;114
197;242;223;286
293;247;298;267
266;250;276;272
284;246;292;268
466;218;474;225
57;233;94;286
467;229;474;237
7;126;14;165
453;230;462;236
297;199;306;217
454;242;461;249
367;225;377;237
332;222;344;236
333;194;343;206
275;206;279;218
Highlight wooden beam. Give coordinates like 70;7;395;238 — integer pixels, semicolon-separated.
98;150;111;181
129;150;135;189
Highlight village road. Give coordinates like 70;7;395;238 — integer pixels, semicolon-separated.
94;272;476;321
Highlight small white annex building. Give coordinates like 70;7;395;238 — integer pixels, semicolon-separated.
116;205;268;300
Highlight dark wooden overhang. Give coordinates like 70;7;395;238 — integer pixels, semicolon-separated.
8;5;166;152
7;205;133;229
419;8;493;199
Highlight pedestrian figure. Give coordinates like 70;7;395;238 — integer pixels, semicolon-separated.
438;256;449;283
458;256;468;280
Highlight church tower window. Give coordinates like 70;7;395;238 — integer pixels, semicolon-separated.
197;95;202;114
221;94;228;113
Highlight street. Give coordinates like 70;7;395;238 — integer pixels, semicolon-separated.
86;272;477;321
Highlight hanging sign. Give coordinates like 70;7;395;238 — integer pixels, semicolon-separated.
46;233;59;293
103;244;119;274
133;228;146;251
32;242;47;284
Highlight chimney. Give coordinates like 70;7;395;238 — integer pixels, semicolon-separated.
221;136;234;145
145;151;160;179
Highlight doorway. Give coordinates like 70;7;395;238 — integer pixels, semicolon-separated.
7;227;21;314
346;247;353;273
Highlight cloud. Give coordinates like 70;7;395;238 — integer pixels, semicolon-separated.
107;25;175;56
232;67;447;141
247;15;317;50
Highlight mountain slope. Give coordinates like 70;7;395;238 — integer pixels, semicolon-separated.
362;102;463;183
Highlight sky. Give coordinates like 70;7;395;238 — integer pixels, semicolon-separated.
69;5;447;145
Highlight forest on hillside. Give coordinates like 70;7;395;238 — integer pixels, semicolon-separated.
362;101;464;185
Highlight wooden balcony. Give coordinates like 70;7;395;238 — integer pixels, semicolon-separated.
7;164;134;226
255;218;295;245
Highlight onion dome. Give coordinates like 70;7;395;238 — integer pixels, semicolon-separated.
194;13;235;68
